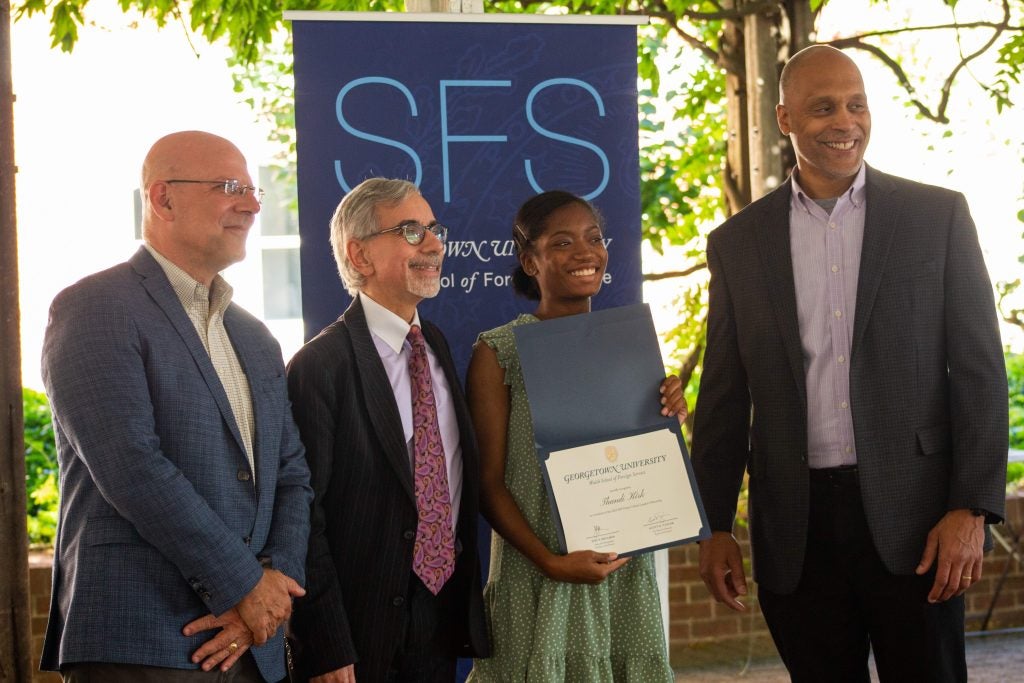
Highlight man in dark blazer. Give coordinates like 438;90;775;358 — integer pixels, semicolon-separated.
287;178;489;682
41;131;313;682
693;46;1008;682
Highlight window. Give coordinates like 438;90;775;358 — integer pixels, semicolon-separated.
257;165;302;321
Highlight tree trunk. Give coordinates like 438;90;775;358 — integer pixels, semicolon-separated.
778;0;818;176
744;2;784;201
0;0;32;680
721;0;751;215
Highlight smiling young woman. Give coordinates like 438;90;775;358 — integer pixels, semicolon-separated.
464;191;685;682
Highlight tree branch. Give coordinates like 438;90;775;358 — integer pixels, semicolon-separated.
827;37;944;121
835;21;1023;42
722;158;747;216
827;0;1013;124
936;0;1011;119
640;0;720;64
997;280;1024;332
678;340;704;389
642;262;708;281
652;0;781;22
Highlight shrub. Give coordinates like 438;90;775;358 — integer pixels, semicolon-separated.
1007;353;1024;492
24;388;58;546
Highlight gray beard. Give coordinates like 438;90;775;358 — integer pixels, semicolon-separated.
408;277;441;299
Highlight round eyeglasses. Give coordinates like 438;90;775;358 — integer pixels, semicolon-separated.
165;179;265;204
372;221;449;246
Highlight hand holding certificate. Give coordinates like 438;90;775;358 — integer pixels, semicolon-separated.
515;303;710;556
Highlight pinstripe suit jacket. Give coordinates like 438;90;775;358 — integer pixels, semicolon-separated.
286;296;489;681
692;166;1008;594
40;247;313;681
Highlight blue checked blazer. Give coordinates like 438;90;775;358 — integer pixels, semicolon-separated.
40;247;312;681
692;166;1009;594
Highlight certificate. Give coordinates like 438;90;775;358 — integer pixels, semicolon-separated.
515;303;710;556
542;427;705;555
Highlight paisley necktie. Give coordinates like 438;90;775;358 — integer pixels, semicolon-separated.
407;325;456;594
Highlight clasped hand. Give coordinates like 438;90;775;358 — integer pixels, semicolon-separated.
183;568;305;672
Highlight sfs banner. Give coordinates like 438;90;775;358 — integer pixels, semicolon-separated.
288;11;645;374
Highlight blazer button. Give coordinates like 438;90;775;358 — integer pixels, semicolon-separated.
237;469;251;481
201;591;212;602
243;536;252;546
393;596;405;607
403;530;415;540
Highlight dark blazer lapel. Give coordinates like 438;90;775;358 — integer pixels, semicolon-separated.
754;180;808;406
131;248;248;457
852;166;900;355
345;297;416;504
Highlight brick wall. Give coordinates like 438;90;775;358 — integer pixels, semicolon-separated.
28;553;59;683
667;494;1024;668
25;495;1024;678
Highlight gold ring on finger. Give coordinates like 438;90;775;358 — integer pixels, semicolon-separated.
228;642;239;653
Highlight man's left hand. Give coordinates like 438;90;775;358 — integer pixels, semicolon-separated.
183;608;253;672
915;508;984;603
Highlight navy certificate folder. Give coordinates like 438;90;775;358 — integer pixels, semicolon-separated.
514;303;709;555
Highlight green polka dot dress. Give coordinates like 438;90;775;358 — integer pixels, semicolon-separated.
467;315;674;683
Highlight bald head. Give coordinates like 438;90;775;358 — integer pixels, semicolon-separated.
141;131;259;286
780;45;861;106
141;131;246;199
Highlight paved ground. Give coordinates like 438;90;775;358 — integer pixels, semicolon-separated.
674;629;1024;681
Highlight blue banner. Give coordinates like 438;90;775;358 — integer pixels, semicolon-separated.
290;13;644;374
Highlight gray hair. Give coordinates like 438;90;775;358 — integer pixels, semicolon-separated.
330;178;422;295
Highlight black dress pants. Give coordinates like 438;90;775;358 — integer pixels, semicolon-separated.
758;465;967;683
382;573;459;683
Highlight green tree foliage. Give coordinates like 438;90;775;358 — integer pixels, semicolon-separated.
1007;352;1024;490
996;206;1024;334
23;388;59;546
1009;353;1024;449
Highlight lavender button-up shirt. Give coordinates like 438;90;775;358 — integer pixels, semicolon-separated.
360;292;464;525
789;165;867;469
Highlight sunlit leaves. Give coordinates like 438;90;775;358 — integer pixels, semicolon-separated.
48;0;85;51
992;33;1024;112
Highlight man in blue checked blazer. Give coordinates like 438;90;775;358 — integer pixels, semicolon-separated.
693;46;1008;682
41;131;312;683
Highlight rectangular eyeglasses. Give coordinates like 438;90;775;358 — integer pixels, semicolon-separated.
165;179;265;204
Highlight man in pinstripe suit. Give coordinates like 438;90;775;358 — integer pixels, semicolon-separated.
287;178;488;682
692;46;1008;682
41;131;313;682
